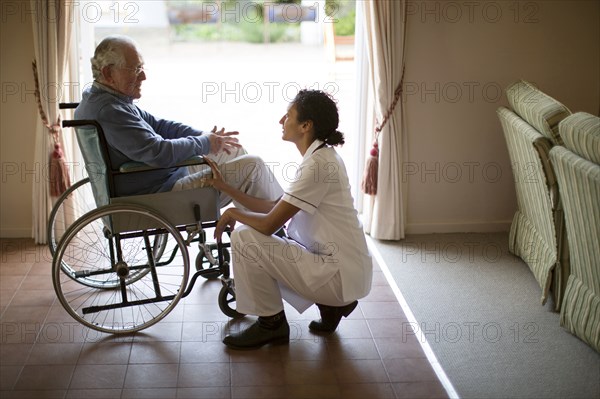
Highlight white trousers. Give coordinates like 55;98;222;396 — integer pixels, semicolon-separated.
172;148;283;208
231;224;353;317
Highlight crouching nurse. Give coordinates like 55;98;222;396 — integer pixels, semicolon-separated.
205;89;373;350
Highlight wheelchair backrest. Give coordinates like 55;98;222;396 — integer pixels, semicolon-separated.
74;126;110;209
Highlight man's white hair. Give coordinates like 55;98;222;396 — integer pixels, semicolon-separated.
91;35;139;81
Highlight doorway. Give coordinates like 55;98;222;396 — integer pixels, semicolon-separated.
75;0;360;197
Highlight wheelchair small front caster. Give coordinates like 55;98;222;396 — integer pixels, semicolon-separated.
195;244;229;280
218;277;245;319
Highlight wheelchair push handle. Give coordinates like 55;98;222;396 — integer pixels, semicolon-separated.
59;102;79;109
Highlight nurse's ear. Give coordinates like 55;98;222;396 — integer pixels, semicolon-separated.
301;119;313;133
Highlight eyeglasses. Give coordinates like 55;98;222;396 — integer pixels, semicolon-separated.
117;65;145;75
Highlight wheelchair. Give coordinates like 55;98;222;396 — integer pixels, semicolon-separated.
49;103;243;334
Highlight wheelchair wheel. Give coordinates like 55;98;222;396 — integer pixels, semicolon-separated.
218;277;245;319
48;178;94;255
53;204;189;334
195;244;229;279
48;179;168;289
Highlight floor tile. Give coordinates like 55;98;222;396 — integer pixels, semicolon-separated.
332;359;389;383
228;342;282;363
1;305;50;324
177;362;230;387
278;338;329;362
339;383;397;398
231;385;287;399
132;322;182;342
65;388;122;398
0;263;32;276
326;338;380;360
0;238;450;398
282;360;337;385
9;290;57;307
26;342;82;365
129;341;181;363
0;365;22;390
77;342;132;364
183;303;229;322
19;275;54;291
324;319;372;340
121;387;177;398
69;364;127;389
13;364;74;390
0;290;16;307
123;363;179;388
231;361;286;386
0;389;67;398
360;301;408;319
371;271;389;286
285;384;342;398
368;318;416;339
383;358;439;383
362;285;398;302
393;381;449;398
180;341;230;363
0;343;33;366
0;276;25;292
375;336;427;359
177;386;232;399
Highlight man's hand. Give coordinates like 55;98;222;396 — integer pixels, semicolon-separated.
206;126;241;155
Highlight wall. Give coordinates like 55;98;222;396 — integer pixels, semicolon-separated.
1;6;37;237
402;0;600;234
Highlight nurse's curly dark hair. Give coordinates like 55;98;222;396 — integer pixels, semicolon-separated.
292;89;345;146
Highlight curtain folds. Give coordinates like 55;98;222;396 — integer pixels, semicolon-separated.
361;0;407;240
31;0;74;243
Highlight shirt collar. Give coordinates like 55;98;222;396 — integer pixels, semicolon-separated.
92;81;134;103
303;139;325;162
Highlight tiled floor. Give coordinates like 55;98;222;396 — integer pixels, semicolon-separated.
0;238;448;399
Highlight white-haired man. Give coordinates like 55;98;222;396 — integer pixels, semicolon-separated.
75;35;282;206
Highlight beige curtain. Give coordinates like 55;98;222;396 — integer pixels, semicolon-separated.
361;0;407;240
31;0;74;243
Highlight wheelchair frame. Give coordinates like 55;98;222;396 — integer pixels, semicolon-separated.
50;103;243;335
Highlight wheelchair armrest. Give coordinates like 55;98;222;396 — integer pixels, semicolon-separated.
119;155;208;173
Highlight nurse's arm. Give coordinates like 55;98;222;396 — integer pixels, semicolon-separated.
215;200;300;239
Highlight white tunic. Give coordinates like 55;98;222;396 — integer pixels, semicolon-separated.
282;139;373;302
230;139;373;316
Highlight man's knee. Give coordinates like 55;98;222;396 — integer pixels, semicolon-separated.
223;155;266;185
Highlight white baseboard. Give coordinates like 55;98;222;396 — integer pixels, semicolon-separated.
406;220;512;235
0;228;32;238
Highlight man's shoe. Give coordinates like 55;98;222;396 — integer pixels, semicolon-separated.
309;301;358;333
223;312;289;350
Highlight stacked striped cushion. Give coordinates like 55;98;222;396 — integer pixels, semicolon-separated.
551;112;600;352
497;107;557;304
498;80;572;308
506;80;572;145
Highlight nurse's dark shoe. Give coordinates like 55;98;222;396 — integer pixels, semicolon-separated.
223;311;289;350
309;301;358;333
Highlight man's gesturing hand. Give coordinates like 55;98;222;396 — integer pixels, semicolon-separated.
206;126;241;155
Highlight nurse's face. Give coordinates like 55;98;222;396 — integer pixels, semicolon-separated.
279;103;304;143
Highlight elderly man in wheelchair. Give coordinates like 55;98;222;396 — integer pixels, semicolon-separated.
50;35;283;335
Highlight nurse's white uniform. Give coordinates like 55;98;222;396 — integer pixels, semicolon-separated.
230;140;373;316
